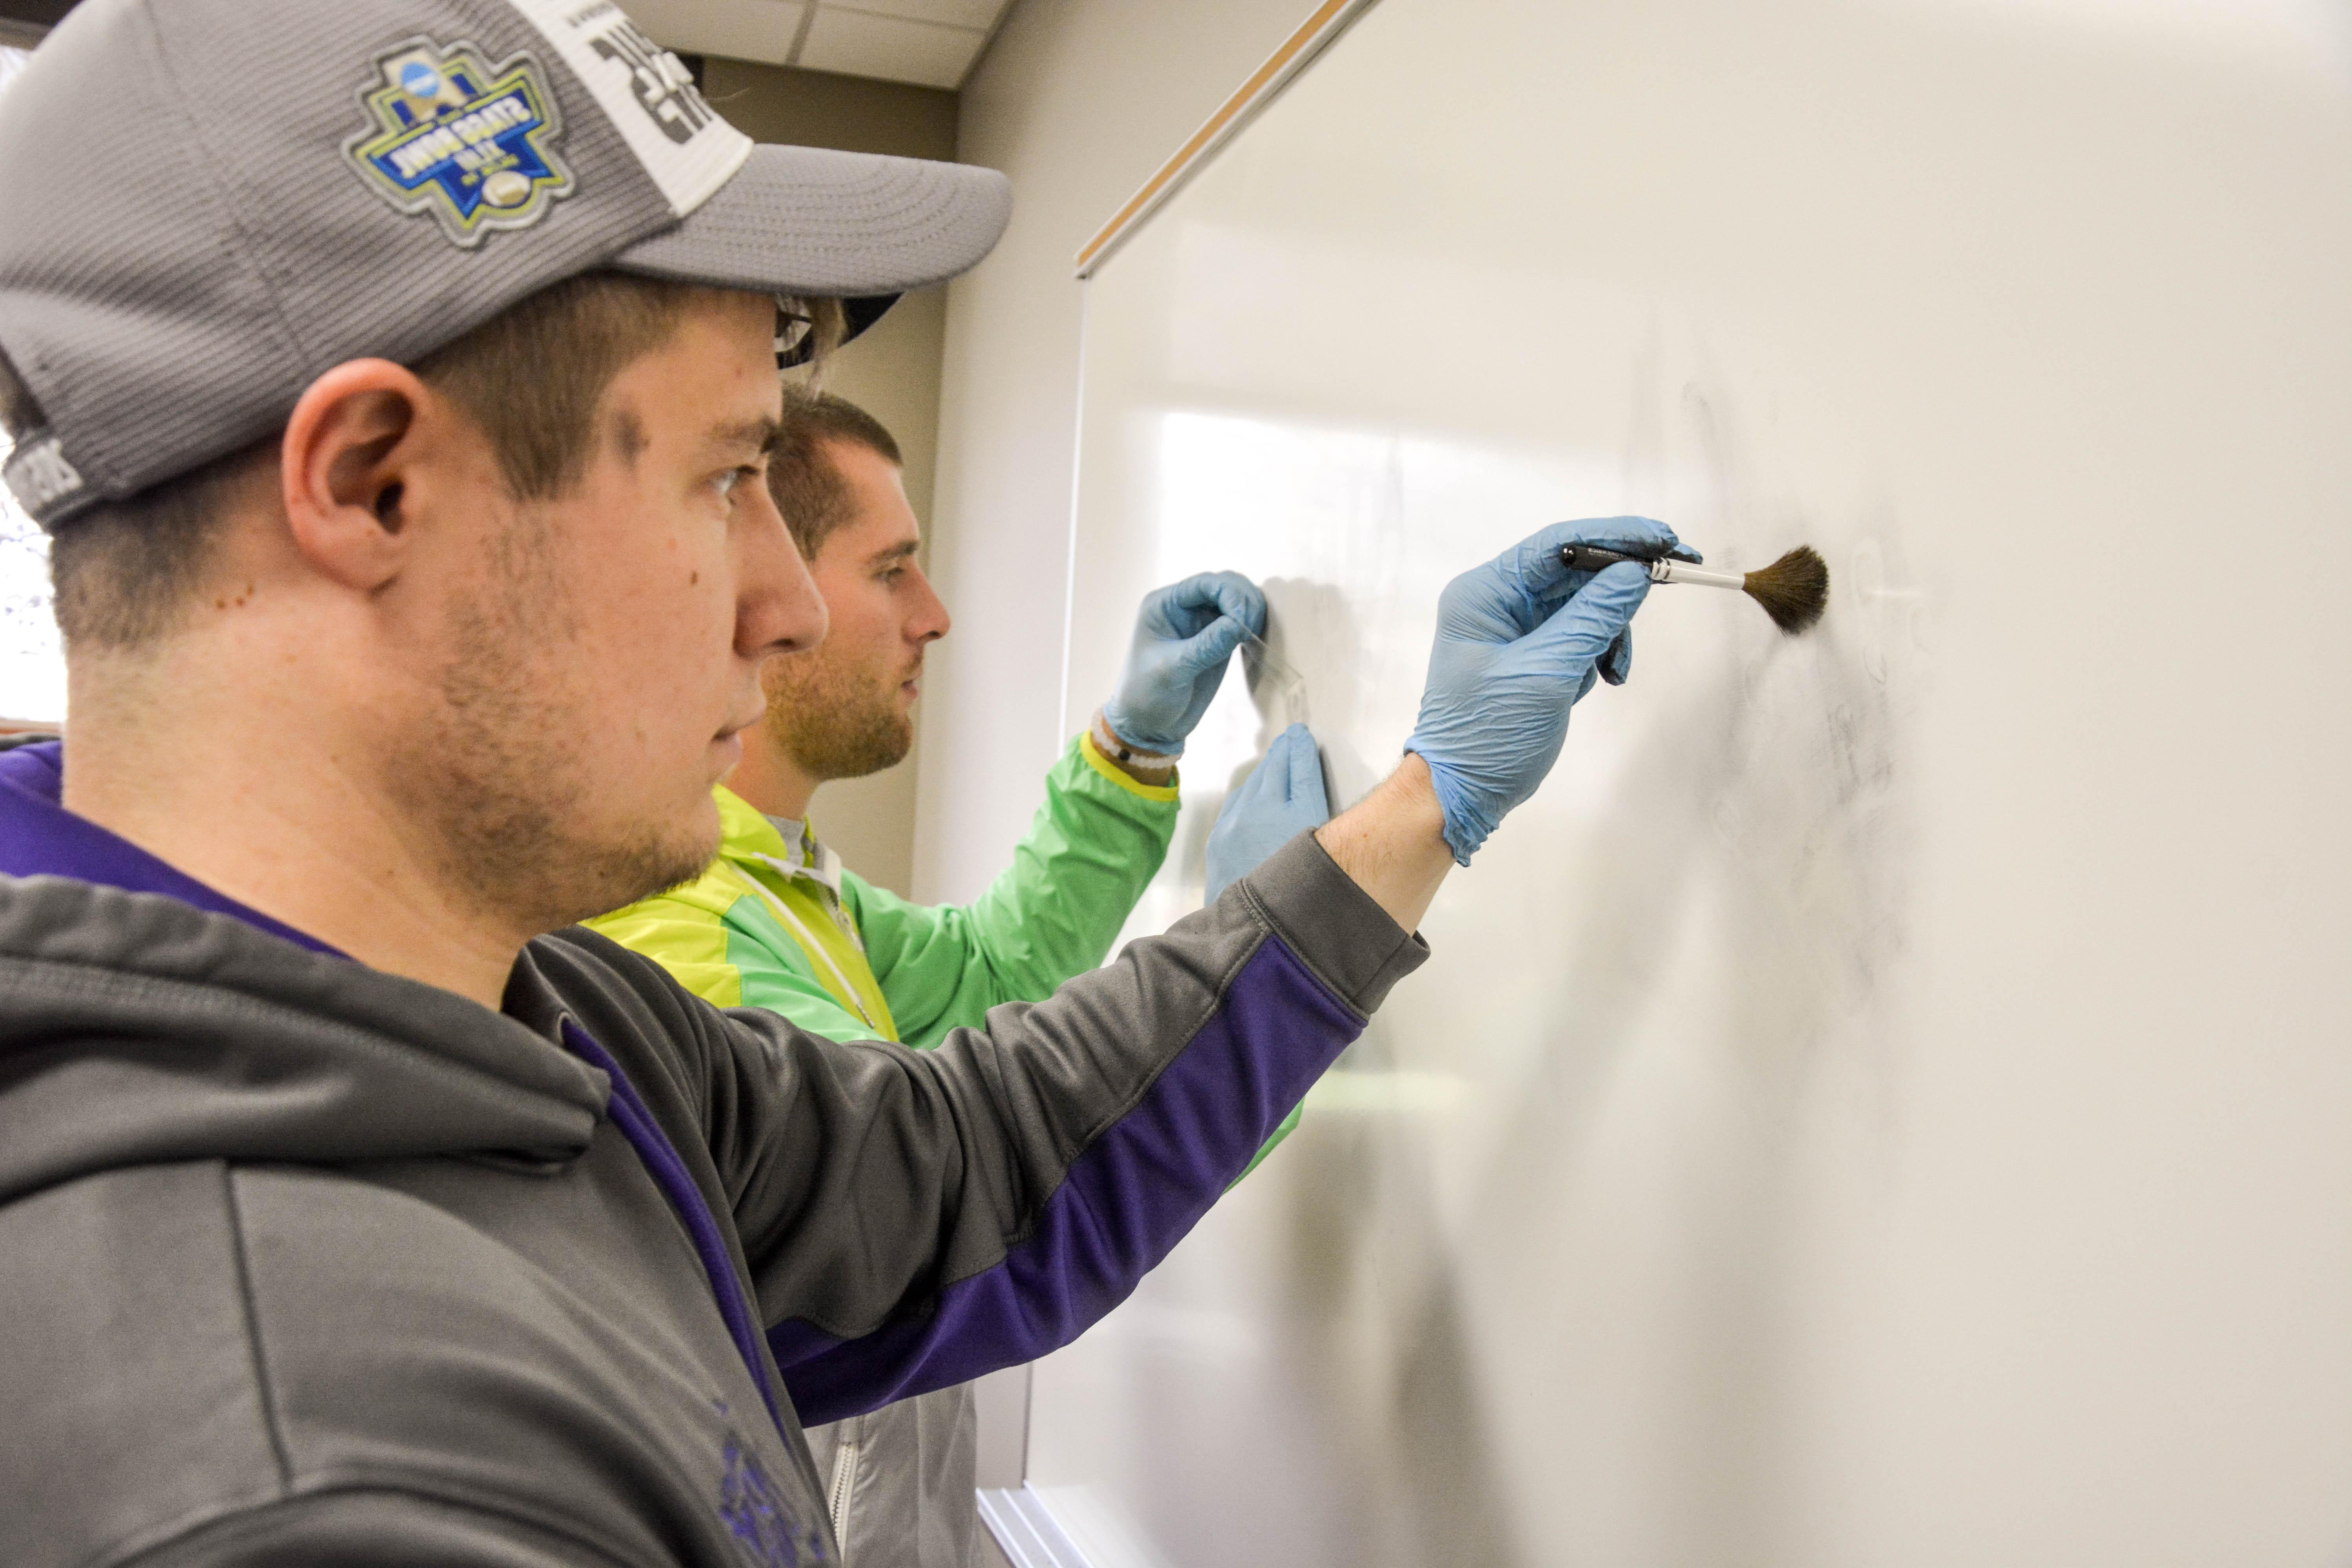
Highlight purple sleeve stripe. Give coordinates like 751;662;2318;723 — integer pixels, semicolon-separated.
769;932;1363;1426
559;1022;789;1446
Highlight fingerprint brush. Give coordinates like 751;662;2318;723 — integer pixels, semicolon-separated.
1560;543;1829;635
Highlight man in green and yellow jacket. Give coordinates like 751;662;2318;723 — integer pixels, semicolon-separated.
590;392;1328;1566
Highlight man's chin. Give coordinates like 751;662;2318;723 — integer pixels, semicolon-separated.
774;704;916;783
759;655;924;765
562;797;722;925
655;794;726;892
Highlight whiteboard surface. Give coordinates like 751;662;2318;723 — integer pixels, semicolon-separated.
1036;0;2352;1563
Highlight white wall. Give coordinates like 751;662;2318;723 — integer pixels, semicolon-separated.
942;1;2352;1561
913;0;1314;905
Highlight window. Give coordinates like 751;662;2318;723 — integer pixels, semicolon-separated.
0;41;65;724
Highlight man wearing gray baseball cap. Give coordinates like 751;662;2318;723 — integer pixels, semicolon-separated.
0;0;1670;1562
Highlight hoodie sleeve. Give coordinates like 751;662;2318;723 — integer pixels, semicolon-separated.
689;829;1425;1428
128;1489;638;1566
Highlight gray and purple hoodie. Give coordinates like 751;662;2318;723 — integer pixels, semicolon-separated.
0;738;1425;1566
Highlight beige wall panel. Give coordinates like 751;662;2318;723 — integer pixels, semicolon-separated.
701;54;958;160
791;286;950;898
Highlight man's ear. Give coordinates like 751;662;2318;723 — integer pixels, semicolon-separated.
279;359;436;592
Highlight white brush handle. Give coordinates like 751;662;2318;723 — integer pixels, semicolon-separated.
1650;559;1746;590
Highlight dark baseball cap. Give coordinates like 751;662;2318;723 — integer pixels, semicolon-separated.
0;0;1011;529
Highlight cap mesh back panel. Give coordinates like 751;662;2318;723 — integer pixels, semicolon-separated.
0;0;676;505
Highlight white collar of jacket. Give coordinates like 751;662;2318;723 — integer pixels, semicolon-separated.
750;811;845;896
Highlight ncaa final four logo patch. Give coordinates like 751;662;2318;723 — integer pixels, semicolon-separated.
343;39;574;246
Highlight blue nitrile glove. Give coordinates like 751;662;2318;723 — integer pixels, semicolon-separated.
1404;517;1690;865
1205;723;1331;903
1101;572;1267;756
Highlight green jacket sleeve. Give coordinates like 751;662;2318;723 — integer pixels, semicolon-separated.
842;733;1178;1049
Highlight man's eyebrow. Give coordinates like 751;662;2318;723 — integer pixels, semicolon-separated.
707;416;781;458
868;540;920;566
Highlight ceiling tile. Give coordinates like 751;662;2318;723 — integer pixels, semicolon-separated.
798;7;984;89
831;0;1008;31
624;0;809;68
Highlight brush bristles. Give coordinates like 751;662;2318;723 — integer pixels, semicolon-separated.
1741;545;1829;635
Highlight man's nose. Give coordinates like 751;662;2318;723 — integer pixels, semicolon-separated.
740;488;828;659
907;563;950;646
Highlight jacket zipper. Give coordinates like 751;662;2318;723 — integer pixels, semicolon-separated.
826;1425;861;1562
726;862;882;1033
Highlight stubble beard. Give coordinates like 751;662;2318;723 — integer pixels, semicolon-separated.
387;519;716;941
760;641;914;784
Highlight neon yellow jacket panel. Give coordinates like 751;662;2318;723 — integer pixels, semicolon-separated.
588;733;1177;1050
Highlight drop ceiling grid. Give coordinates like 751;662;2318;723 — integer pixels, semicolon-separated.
627;0;1014;88
800;5;992;89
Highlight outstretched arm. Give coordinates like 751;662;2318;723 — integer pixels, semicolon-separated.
1314;751;1455;933
717;826;1421;1425
845;733;1180;1045
686;520;1676;1424
851;571;1268;1043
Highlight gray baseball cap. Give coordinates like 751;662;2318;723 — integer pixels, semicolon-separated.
0;0;1012;530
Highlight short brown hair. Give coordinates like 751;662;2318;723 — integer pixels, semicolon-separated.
1;277;841;652
4;346;276;650
767;390;901;561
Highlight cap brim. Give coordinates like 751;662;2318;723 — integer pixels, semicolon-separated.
611;143;1011;299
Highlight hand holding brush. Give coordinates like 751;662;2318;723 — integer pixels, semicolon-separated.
1559;541;1829;634
1405;517;1682;863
